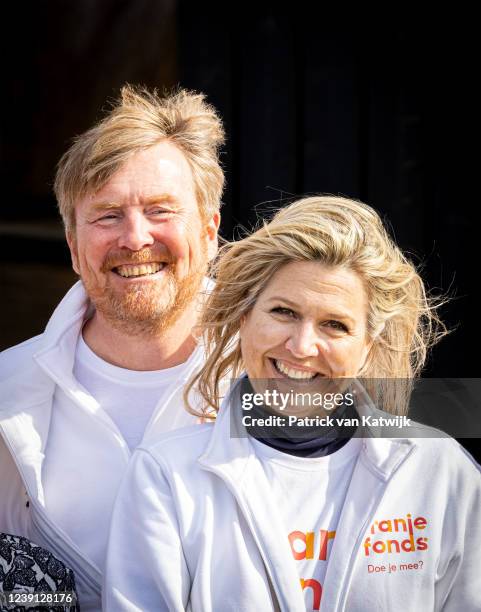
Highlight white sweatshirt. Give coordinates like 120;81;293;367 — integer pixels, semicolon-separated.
104;384;481;612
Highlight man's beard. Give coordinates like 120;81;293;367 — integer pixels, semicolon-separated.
83;246;208;338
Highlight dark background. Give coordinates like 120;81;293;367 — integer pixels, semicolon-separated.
1;2;479;387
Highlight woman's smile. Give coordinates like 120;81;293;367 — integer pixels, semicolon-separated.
270;358;319;380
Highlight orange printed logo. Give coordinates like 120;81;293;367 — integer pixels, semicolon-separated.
363;513;429;556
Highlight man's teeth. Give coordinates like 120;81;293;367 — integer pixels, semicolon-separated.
116;263;163;278
275;360;317;380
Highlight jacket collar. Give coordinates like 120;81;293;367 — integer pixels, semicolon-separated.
33;281;91;384
35;276;215;385
42;281;91;345
199;377;415;479
1;282;89;414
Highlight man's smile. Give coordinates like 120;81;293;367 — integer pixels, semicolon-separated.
113;262;167;278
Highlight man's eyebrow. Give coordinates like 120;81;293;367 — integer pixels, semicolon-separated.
89;194;177;212
89;201;122;213
144;194;178;205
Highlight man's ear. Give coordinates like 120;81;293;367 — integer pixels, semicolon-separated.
205;212;221;261
66;229;80;275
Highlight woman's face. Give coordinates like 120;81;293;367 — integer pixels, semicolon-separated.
240;261;372;382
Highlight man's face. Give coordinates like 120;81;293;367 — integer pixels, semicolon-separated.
67;140;219;336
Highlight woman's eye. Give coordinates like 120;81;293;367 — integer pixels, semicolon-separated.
325;320;348;332
271;307;296;318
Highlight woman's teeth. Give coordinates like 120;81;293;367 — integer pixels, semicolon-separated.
115;263;164;278
274;359;317;380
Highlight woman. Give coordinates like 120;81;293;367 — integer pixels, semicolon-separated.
104;196;480;611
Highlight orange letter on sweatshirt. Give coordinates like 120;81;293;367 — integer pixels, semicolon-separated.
289;531;314;560
318;530;336;560
300;578;322;610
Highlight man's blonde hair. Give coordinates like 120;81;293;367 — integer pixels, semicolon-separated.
186;195;448;416
54;85;225;231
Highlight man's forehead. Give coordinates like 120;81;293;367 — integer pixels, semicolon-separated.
97;156;188;193
109;156;188;183
78;148;196;209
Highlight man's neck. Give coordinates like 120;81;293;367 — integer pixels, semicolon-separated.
82;303;199;371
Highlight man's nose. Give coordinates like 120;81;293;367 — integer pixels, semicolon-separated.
117;213;155;251
285;323;323;358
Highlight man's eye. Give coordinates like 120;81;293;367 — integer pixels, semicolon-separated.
95;213;120;223
148;208;171;216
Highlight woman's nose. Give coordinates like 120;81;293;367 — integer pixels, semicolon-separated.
285;323;323;358
117;213;155;251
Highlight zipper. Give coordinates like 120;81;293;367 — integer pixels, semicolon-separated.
29;508;101;593
143;345;204;437
201;462;288;612
0;427;101;593
331;502;383;612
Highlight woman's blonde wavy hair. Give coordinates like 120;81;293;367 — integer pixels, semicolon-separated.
186;196;448;416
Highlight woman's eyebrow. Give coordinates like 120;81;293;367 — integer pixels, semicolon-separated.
265;296;299;308
266;296;355;322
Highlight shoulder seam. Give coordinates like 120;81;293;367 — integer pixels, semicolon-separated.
137;426;211;460
0;334;42;357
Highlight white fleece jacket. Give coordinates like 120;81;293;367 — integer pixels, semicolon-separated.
0;281;206;612
104;384;481;612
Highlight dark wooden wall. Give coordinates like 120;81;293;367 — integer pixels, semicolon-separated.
1;2;480;385
178;3;481;380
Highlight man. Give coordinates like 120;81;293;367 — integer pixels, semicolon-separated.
0;85;224;611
